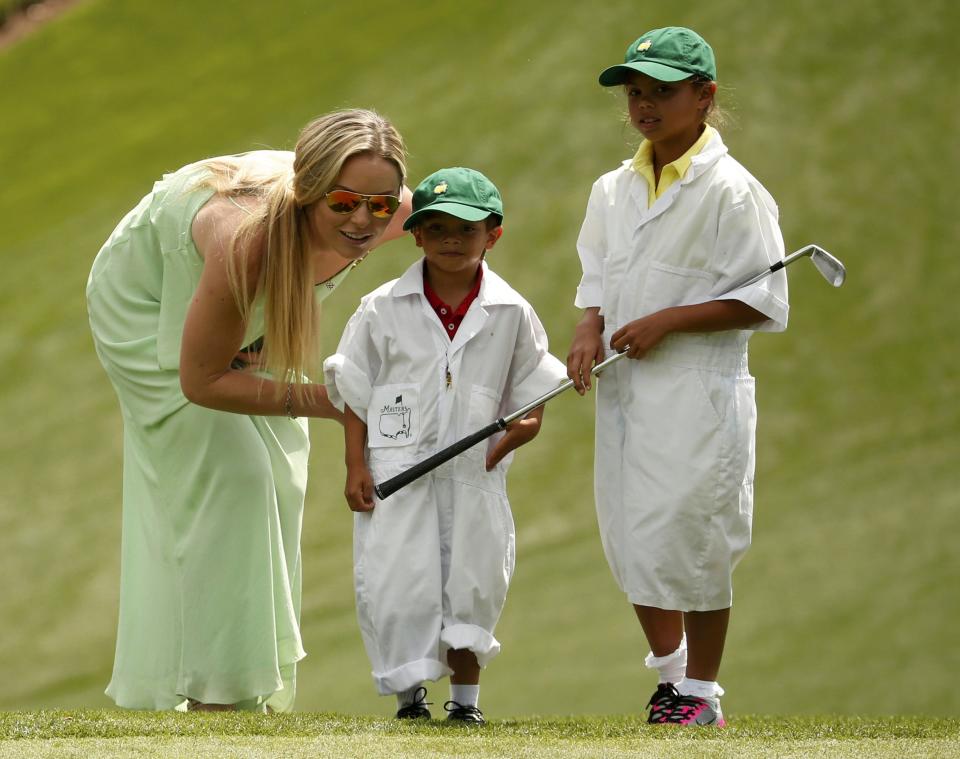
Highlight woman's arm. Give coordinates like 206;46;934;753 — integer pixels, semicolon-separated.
179;199;340;419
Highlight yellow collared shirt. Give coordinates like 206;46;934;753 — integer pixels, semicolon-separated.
632;125;716;208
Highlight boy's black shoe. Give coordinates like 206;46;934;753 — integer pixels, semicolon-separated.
396;686;432;720
444;700;486;725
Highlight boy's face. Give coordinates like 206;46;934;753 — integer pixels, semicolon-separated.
412;212;502;278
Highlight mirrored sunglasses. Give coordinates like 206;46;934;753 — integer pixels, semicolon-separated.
323;190;400;218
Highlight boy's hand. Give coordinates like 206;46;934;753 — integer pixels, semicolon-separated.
610;310;674;359
566;308;605;394
345;464;375;512
485;406;544;471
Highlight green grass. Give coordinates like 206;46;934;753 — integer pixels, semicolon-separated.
1;712;958;758
1;0;958;721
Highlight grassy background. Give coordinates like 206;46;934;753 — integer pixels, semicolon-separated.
1;0;957;720
2;712;959;758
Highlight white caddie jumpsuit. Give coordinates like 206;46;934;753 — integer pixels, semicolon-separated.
575;130;790;611
324;259;567;694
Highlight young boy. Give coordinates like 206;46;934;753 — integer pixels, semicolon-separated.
324;167;567;723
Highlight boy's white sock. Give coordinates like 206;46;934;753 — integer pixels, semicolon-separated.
643;635;687;684
677;677;724;708
396;684;425;709
450;683;480;708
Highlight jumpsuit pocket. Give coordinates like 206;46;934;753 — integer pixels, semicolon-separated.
467;385;500;429
466;384;501;464
641;260;715;315
454;385;506;493
367;383;419;449
733;375;757;515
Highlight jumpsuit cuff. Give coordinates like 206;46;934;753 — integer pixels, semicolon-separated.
506;353;569;410
440;624;501;668
372;658;451;696
323;353;372;416
574;283;603;310
719;284;789;333
643;634;688;670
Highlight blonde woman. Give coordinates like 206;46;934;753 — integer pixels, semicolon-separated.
87;109;410;712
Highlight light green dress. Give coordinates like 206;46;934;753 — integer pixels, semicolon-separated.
86;154;353;711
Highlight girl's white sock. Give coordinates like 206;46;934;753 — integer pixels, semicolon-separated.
396;684;425;709
677;677;724;707
450;683;480;708
643;634;687;684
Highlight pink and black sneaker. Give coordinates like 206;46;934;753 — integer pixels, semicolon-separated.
645;683;680;724
663;693;726;726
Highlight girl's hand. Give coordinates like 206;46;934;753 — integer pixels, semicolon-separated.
566;308;605;394
345;463;375;512
610;309;675;359
485;407;544;471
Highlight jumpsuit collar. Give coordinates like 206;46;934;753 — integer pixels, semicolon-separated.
627;128;730;230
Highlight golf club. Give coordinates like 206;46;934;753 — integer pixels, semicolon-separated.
374;243;845;500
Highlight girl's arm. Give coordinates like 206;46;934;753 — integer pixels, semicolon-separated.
566;307;606;394
179;199;342;419
610;299;766;359
344;405;375;512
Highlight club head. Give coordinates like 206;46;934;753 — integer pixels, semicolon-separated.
809;245;846;287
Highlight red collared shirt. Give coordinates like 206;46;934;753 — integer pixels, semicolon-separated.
422;263;483;340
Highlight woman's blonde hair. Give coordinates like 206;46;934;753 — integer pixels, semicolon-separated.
196;109;406;391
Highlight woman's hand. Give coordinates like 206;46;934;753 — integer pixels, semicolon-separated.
295;384;345;423
345;463;375;512
485;406;544;471
566;308;605;394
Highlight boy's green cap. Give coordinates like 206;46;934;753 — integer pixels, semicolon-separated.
403;167;503;231
598;26;717;85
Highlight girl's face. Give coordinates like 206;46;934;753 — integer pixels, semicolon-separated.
308;153;402;261
625;72;716;153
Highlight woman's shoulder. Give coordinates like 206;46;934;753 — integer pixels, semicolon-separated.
191;195;265;263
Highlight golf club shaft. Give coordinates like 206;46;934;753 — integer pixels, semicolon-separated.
374;419;506;499
374;243;835;500
373;378;581;499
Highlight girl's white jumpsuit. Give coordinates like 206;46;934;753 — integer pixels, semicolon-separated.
324;259;567;694
575;131;790;612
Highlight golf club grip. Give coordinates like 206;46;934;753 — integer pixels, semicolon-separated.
374;419;505;500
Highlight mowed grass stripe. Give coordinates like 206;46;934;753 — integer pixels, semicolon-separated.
1;713;959;759
4;736;960;759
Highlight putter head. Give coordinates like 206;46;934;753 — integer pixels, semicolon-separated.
809;245;846;287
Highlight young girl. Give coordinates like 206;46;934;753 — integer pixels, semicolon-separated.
566;27;789;726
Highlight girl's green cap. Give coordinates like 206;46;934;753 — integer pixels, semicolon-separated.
599;26;717;85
